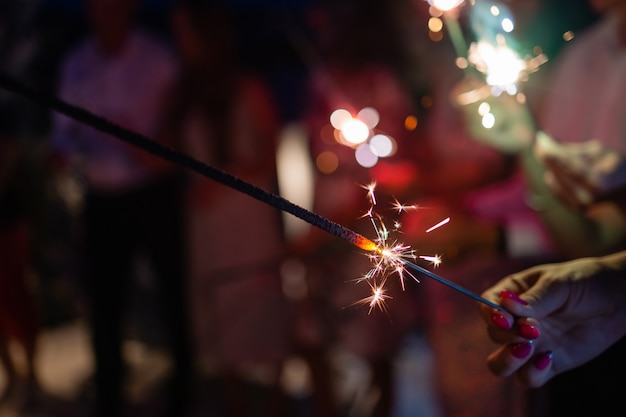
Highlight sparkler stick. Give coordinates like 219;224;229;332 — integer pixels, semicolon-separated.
402;259;506;311
0;71;506;312
443;13;468;59
0;72;374;249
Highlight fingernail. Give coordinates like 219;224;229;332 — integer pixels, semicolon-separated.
500;290;528;305
491;312;511;330
518;323;540;340
511;341;533;359
533;351;553;370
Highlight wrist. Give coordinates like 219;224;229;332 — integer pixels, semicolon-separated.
600;250;626;271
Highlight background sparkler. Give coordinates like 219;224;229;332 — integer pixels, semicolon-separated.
0;71;506;313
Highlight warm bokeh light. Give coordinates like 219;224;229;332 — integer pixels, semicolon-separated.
276;123;315;242
330;108;351;130
428;16;444;33
428;5;443;17
563;31;575;42
429;30;444;42
428;0;465;13
404;115;418;131
315;150;339;174
341;118;370;145
477;101;490;116
326;106;398;168
455;56;468;69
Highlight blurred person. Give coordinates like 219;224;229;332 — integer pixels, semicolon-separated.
164;1;292;415
448;0;626;415
0;111;43;412
452;0;626;261
50;0;192;416
0;2;48;413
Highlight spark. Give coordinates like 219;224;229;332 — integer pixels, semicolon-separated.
356;183;448;309
392;198;419;213
362;182;377;205
354;281;392;314
419;255;442;267
426;216;450;233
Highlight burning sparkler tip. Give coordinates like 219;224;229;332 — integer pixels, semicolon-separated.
354;235;381;254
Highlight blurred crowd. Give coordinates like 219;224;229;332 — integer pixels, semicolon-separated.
0;0;623;417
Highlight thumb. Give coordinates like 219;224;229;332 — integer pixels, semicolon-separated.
516;278;570;321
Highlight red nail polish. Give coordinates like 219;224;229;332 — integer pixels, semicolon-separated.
500;290;528;305
518;323;540;340
534;351;553;370
491;312;511;330
511;341;532;359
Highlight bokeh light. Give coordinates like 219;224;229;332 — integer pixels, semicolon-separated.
481;112;495;129
404;115;418;131
427;0;465;13
358;107;380;129
370;134;396;157
355;144;378;168
470;40;524;88
428;17;444;33
330;108;352;130
501;18;514;33
341;118;370;145
316;150;339;174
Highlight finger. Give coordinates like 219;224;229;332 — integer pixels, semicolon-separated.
544;161;595;206
514;316;541;341
516;350;555;387
513;271;571;320
487;341;535;377
486;321;522;345
485;315;541;345
544;170;588;208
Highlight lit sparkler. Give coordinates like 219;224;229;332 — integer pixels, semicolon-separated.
439;1;547;150
466;37;547;95
354;183;506;313
0;71;507;314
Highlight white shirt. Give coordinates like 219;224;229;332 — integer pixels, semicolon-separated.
52;29;177;191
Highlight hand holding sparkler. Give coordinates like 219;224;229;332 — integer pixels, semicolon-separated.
477;250;626;387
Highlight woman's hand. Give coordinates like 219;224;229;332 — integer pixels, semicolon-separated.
478;251;626;387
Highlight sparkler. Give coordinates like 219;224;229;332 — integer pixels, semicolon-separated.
0;71;506;313
355;183;506;312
